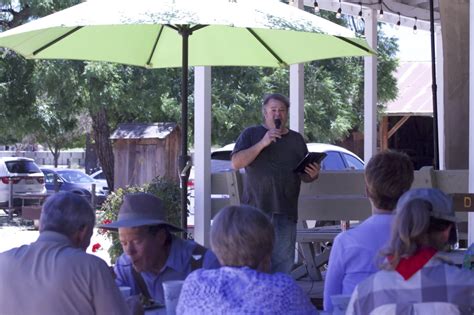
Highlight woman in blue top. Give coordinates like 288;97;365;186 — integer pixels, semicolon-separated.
176;205;318;315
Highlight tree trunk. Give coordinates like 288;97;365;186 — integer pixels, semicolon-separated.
47;143;60;168
84;133;99;175
53;148;59;168
90;107;114;190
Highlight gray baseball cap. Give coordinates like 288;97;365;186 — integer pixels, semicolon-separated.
99;192;182;232
396;188;458;244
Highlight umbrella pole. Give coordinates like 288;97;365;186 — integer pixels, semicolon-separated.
179;26;191;238
430;0;439;170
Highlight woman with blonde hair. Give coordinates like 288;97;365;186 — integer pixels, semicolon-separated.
346;188;474;315
176;205;317;314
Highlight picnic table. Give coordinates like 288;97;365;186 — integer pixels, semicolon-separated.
14;192;50;221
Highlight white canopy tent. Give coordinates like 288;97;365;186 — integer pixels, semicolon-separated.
192;0;474;247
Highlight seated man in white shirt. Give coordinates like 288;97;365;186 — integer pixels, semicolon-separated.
0;192;132;315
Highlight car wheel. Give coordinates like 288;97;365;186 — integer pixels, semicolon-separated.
2;208;21;216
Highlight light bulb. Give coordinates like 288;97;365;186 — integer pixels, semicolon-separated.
358;10;363;20
413;25;418;34
314;1;320;13
336;7;342;19
395;12;401;30
379;8;384;19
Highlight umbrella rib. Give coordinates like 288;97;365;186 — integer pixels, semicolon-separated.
166;24;208;34
33;26;83;56
246;28;287;67
190;25;208;33
146;25;165;66
335;36;371;54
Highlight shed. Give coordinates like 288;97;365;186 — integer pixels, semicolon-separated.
110;123;180;189
379;62;434;169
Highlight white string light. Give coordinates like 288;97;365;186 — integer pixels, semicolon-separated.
413;16;418;34
314;1;320;13
336;0;342;19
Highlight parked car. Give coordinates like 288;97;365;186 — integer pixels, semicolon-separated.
41;168;107;206
90;169;109;194
187;143;364;226
0;157;46;211
209;142;365;171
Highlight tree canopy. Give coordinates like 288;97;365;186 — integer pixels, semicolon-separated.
0;0;399;189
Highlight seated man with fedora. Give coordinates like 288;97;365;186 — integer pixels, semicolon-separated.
100;192;220;305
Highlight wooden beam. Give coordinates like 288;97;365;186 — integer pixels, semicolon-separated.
379;116;389;150
388;116;410;139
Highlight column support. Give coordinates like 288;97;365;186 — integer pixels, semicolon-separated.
289;0;305;134
193;66;212;246
363;9;378;162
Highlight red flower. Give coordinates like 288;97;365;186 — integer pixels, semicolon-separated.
92;243;102;253
102;219;112;225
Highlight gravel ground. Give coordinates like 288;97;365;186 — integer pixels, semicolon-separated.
0;212;112;264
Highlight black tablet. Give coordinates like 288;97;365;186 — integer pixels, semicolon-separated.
293;152;327;173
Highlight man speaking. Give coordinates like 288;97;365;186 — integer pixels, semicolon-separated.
231;93;320;274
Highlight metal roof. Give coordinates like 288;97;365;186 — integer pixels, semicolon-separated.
384;61;432;116
110;122;178;140
302;0;440;31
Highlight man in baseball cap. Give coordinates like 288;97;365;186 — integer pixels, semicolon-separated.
100;192;220;305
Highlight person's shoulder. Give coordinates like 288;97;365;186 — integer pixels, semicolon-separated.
0;244;28;264
70;248;109;265
182;239;220;268
114;252;133;267
287;129;305;139
0;244;28;256
336;215;388;242
241;125;265;135
258;271;301;289
183;267;219;288
431;256;474;279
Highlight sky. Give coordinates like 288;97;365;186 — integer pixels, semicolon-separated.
382;23;431;62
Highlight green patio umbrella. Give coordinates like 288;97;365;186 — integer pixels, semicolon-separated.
0;0;373;233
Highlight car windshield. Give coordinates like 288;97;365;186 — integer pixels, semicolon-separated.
5;160;41;174
57;170;94;183
94;171;106;180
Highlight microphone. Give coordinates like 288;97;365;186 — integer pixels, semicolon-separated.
274;118;281;129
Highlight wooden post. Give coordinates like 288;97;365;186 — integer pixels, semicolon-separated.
8;179;13;221
379;116;389;150
91;183;96;209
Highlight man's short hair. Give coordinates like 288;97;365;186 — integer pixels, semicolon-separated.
210;205;274;269
365;150;414;211
40;192;95;237
262;93;290;109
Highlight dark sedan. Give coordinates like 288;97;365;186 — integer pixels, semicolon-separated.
41;168;107;206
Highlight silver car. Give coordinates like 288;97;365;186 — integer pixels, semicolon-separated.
209;142;364;171
0;157;46;211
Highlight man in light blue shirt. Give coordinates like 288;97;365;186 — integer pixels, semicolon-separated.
100;192;220;305
323;150;414;312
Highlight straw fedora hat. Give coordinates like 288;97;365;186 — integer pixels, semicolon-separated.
99;192;182;232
